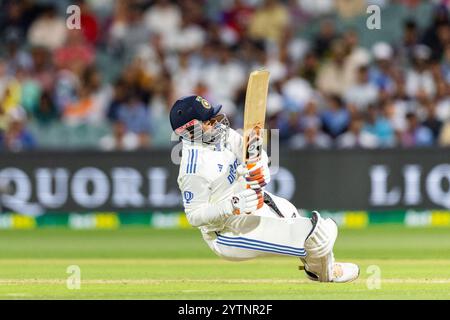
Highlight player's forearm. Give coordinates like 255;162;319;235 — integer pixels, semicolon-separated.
185;189;262;227
185;202;232;227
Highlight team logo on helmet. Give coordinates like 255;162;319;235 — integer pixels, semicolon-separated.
196;96;211;109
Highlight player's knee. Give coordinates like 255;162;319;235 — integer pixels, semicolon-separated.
305;211;338;258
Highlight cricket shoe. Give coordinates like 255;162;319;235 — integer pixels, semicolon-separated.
299;261;360;283
330;262;360;283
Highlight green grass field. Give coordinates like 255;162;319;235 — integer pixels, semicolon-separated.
0;226;450;299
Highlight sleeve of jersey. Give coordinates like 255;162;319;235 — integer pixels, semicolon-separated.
227;128;269;165
179;175;232;227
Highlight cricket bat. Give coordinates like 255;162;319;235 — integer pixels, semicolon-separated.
242;69;270;167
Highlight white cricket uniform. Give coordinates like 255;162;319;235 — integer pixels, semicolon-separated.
177;128;313;261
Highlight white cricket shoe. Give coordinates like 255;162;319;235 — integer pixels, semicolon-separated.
299;262;360;283
330;262;360;283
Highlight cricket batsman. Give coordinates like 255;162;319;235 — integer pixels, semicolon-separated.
170;95;360;283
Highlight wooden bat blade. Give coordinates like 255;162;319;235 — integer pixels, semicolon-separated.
242;70;270;165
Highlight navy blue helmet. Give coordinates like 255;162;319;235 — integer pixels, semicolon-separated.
169;95;222;132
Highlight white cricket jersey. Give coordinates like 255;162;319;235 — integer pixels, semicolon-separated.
177;128;267;233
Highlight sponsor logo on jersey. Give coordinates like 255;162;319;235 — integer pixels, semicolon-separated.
227;158;239;184
183;191;194;204
217;164;223;172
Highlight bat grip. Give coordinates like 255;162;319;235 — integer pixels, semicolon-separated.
246;162;256;170
245;163;264;209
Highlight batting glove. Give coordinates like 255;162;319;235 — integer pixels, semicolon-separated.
230;189;263;215
237;162;271;190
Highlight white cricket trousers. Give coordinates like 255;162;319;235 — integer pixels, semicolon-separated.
202;193;313;261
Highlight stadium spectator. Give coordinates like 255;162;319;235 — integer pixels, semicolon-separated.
148;73;174;148
0;1;35;45
33;91;58;124
321;95;350;139
0;72;21;116
222;0;254;41
110;3;151;58
144;0;181;42
27;4;67;51
99;120;139;151
441;44;450;83
370;42;396;94
422;4;450;60
335;0;365;19
406;45;436;99
298;0;335;17
107;79;128;122
363;104;396;147
165;11;206;52
4;32;33;74
382;99;406;140
18;67;41;114
401;112;434;147
0;60;9;100
435;79;450;121
297;99;321;133
313;19;338;59
266;82;292;142
342;29;371;85
281;71;313;112
29;46;54;93
398;19;420;65
344;65;379;112
0;107;36;151
116;93;152;148
253;44;288;83
54;30;95;75
201;44;245;110
297;51;319;85
171;51;202;99
61;66;111;124
77;0;100;45
289;123;332;149
336;114;379;149
422;102;443;139
316;39;353;96
107;0;129;53
63;85;95;124
248;0;290;45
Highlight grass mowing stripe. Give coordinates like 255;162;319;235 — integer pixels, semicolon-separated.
2;279;450;285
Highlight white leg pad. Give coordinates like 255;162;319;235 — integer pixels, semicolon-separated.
301;211;338;282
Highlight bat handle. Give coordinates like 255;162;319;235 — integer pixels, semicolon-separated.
245;162;264;209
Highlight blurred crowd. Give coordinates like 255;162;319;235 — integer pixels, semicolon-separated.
1;0;450;151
